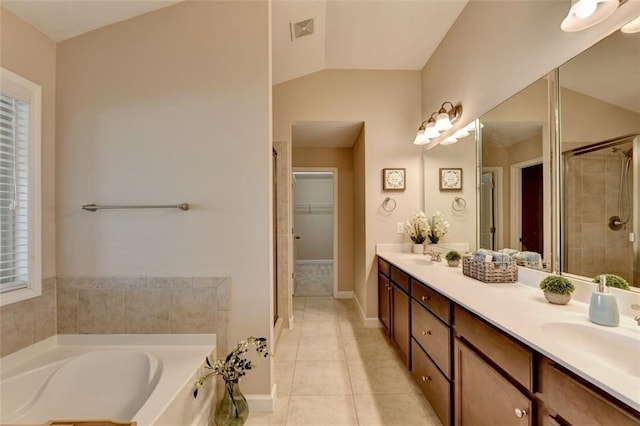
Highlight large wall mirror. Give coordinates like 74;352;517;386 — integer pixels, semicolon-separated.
559;30;640;288
477;75;552;271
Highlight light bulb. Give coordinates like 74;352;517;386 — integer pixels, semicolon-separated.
413;130;429;145
435;112;453;131
573;0;597;19
425;122;440;138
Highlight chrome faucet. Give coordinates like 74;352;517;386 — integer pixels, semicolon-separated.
428;250;441;262
632;304;640;326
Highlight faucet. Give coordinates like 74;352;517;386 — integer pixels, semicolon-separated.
632;304;640;326
427;250;441;262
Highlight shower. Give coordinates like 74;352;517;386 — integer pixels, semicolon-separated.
609;147;633;231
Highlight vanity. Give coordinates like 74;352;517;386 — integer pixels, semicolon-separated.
377;252;640;426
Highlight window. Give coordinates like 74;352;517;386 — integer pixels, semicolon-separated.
0;67;41;306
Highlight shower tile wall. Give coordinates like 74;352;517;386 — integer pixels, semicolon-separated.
566;151;634;283
294;261;333;296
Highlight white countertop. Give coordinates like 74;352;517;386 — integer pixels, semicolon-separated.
377;251;640;412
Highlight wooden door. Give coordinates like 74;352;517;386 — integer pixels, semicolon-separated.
391;284;410;366
455;339;532;426
378;273;391;333
521;164;543;253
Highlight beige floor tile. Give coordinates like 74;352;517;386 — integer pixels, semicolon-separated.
274;361;295;396
343;334;398;362
286;395;358;426
354;394;434;426
415;392;444;426
296;336;345;361
291;361;352;395
304;296;336;308
246;396;289;425
303;307;339;322
292;297;306;311
347;358;420;394
300;320;341;339
275;338;299;362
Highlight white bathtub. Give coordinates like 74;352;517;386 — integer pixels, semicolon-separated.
0;334;216;426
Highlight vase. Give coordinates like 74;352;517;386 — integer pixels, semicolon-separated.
211;380;249;426
544;292;571;305
412;244;424;254
447;259;460;267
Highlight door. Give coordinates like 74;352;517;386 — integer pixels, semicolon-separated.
480;172;496;250
455;339;533;426
521;164;543;254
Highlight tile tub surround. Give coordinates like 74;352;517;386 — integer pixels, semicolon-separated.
56;276;230;357
0;277;57;357
376;251;640;412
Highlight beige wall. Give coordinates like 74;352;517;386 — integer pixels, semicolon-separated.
353;130;366;308
421;0;640;148
55;1;272;395
0;8;57;356
293;147;354;293
274;70;422;318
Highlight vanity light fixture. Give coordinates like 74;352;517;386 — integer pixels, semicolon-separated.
413;121;430;145
440;135;458;146
621;15;640;33
425;112;441;138
560;0;619;32
434;101;463;131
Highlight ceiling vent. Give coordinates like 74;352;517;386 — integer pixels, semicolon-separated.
290;18;315;41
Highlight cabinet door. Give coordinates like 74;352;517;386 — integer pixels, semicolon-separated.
391;284;410;366
455;339;532;426
378;273;391;333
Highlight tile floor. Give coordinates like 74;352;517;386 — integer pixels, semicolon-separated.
246;296;442;426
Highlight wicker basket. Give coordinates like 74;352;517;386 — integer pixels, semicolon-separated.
462;256;518;283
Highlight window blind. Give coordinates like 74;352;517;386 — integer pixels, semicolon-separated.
0;93;29;293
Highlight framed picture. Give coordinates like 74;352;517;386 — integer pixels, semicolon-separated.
439;168;463;191
382;168;406;191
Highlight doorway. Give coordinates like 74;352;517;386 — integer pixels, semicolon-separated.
480;169;502;250
521;164;543;253
292;169;338;297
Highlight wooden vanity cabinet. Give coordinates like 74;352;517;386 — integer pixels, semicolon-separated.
455;338;533;426
537;357;640;426
377;259;410;366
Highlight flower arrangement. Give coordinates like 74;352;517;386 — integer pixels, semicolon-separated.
405;211;428;244
193;336;270;399
427;211;450;244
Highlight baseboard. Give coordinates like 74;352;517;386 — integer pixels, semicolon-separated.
353;293;381;328
335;291;354;299
245;383;276;412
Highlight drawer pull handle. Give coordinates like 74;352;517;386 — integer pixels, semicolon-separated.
421;296;431;301
421;376;431;382
514;408;527;418
422;330;432;336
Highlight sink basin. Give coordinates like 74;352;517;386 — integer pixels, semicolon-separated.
540;322;640;378
403;257;434;266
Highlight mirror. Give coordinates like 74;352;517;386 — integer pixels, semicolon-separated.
478;75;552;270
559;30;640;288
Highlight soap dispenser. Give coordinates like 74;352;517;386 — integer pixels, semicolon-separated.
589;275;620;327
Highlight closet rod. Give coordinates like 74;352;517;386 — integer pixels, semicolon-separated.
82;203;189;212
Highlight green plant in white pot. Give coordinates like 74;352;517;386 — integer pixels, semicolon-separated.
445;250;462;267
593;274;630;290
539;275;575;305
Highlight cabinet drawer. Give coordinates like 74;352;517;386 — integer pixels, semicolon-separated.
390;266;410;292
454;306;533;391
412;339;450;426
411;279;450;324
539;357;640;426
378;257;390;277
412;300;451;378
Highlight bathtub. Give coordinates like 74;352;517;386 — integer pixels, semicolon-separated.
0;334;216;425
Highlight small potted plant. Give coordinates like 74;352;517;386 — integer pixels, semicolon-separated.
445;250;462;267
539;275;575;305
593;274;630;290
193;336;270;426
